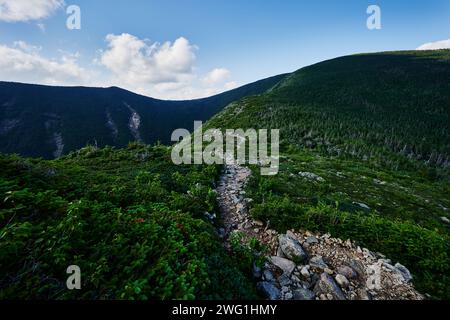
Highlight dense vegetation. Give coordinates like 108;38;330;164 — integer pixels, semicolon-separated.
1;50;449;299
0;144;257;299
206;50;450;298
0;74;287;159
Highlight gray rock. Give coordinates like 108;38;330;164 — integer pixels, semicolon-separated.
278;274;292;287
279;234;308;263
335;274;349;288
348;260;365;278
300;266;310;278
257;281;280;300
309;256;328;270
356;288;372;300
286;230;297;239
305;236;319;244
314;273;346;300
440;216;450;225
353;202;370;210
337;265;358;280
276;246;286;258
270;256;296;275
298;172;325;182
394;263;413;283
292;288;315;300
253;263;262;279
263;270;274;282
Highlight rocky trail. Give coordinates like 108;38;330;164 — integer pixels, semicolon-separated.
215;164;424;300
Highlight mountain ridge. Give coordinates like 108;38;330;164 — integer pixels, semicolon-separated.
0;74;288;159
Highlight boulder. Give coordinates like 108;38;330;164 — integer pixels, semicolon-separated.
278;234;308;263
309;256;328;270
314;273;346;300
269;256;296;275
263;270;274;282
257;281;280;300
394;263;413;283
337;265;358;280
335;274;349;288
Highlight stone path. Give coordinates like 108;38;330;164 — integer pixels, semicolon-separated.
216;164;424;300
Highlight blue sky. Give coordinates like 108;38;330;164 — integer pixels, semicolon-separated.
0;0;449;99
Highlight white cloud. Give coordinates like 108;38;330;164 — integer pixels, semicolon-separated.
100;34;197;85
0;0;64;22
98;33;238;99
416;39;450;50
0;41;91;86
202;68;231;85
0;34;238;100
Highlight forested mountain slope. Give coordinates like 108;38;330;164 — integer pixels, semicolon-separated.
206;50;450;298
0;74;287;159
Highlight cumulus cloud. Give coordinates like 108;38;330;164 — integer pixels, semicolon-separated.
416;39;450;50
202;68;231;85
100;34;197;85
0;0;64;22
98;33;238;99
0;41;90;86
0;34;238;100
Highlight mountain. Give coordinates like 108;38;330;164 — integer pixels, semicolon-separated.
208;50;450;170
0;74;287;159
1;50;449;300
206;50;450;298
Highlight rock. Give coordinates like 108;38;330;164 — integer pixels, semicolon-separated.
440;216;450;225
335;274;349;288
324;268;333;275
309;256;328;270
204;212;216;221
278;234;308;263
253;263;262;279
300;266;310;278
394;263;413;283
284;292;293;300
263;270;274;282
356;288;372;300
314;273;346;300
281;286;290;293
353;202;370;210
257;282;280;300
278;274;292;287
305;236;319;244
270;256;296;275
276;246;286;258
292;288;315;300
286;230;297;239
253;220;264;227
337;265;358;280
298;171;325;182
348;260;365;278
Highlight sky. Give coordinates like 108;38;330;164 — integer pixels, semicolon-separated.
0;0;449;100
